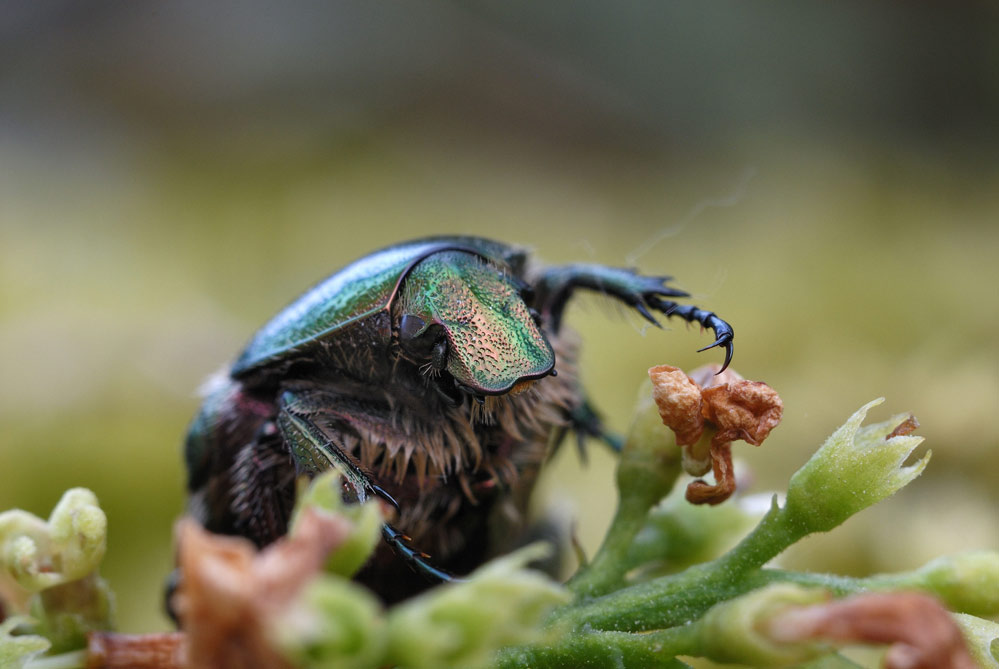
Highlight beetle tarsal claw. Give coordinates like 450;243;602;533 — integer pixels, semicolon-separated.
697;334;735;373
371;485;400;510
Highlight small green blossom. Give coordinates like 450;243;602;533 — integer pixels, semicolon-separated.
386;545;570;669
291;471;383;577
0;488;114;653
30;574;115;653
626;486;768;577
953;613;999;668
0;617;50;669
895;551;999;617
695;584;831;666
785;398;930;534
276;577;385;669
615;378;684;504
0;488;107;593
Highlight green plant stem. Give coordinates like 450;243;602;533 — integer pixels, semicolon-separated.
568;377;773;604
495;625;699;668
557;500;808;631
558;522;989;636
750;566;996;616
568;407;683;599
567;494;654;599
748;569;872;594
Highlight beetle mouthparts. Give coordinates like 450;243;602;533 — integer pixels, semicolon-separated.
455;381;489;403
432;374;463;407
508;379;536;396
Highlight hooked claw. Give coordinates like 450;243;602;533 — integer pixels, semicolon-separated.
697;332;734;373
644;298;735;373
371;484;400;510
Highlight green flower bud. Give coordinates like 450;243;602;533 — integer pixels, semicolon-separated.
0;617;50;669
277;577;385;669
30;574;116;653
386;544;570;669
908;551;999;617
627;486;769;576
617;378;683;505
952;613;999;668
291;471;383;578
47;489;107;583
0;488;107;593
785;399;929;534
696;584;830;666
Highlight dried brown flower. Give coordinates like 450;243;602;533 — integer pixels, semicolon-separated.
701;380;783;447
886;415;920;440
685;440;737;505
649;363;783;505
86;632;185;669
649;365;705;447
767;592;976;669
170;508;354;669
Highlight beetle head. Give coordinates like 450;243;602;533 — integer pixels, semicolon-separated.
396;251;555;400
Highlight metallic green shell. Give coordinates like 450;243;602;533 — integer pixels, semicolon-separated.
231;237;520;378
399;251;554;394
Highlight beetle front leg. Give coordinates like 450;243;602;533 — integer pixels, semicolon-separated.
381;524;463;584
532;263;734;371
552;397;624;456
276;389;456;584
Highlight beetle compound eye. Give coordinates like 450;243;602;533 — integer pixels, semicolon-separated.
399;314;428;341
399;315;444;359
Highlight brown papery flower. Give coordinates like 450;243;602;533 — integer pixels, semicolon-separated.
86;632;185;669
649;363;783;505
171;509;354;669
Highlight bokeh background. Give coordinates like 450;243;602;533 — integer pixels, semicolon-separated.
2;1;997;633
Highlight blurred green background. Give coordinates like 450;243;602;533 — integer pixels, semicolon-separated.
2;2;997;633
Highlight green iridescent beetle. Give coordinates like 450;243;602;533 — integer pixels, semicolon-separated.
184;236;733;600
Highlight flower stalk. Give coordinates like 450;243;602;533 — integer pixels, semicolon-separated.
567;380;684;599
550;397;937;636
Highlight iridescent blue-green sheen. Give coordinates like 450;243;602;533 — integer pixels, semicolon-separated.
231;237;514;377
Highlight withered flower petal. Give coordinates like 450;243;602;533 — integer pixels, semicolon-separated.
701;381;783;447
649;363;783;505
886;415;920;440
688;363;744;390
172;508;354;669
649;365;704;446
684;441;735;506
767;592;977;669
86;632;186;669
